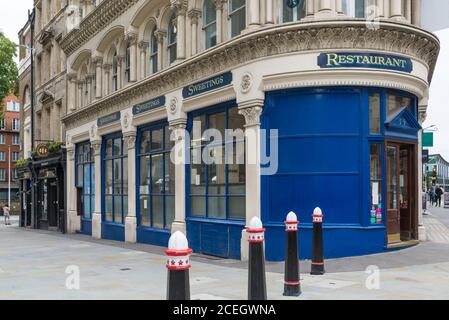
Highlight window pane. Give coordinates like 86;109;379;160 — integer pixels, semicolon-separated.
387;94;413;118
114;196;122;223
105;160;113;194
140;131;151;154
105;196;113;222
91;164;95;194
231;0;245;11
151;154;164;193
151;129;163;150
166;195;175;230
229;196;245;219
83;195;91;219
84;165;91;194
140;195;150;226
113;138;122;156
140;155;150;194
387;146;398;210
190;196;206;217
228;163;245;194
228;106;245;131
165;153;175;194
152;195;164;228
208;112;226;143
370;144;382;225
355;0;365;18
77;164;83;187
205;24;217;49
123;158;128;195
231;7;246;37
369;93;381;134
190;160;206;195
208;146;226;195
204;0;216;24
208;196;226;219
114;159;122;194
106;139;113;157
191;115;206;147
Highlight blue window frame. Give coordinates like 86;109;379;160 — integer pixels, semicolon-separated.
137;123;175;230
102;133;128;224
188;103;246;220
75;141;95;219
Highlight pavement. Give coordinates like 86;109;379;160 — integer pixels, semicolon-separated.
1;210;449;300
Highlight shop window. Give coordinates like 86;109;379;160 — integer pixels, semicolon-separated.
103;135;128;224
203;0;217;49
280;0;306;22
342;0;366;18
370;144;383;225
150;29;158;74
386;94;413;118
189;105;246;220
138;125;175;230
76;142;95;219
168;13;177;64
369;93;381;134
112;52;118;92
229;0;246;38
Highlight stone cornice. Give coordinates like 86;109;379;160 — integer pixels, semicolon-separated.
60;0;139;57
62;20;440;130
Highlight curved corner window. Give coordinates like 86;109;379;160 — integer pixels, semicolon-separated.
168;13;177;64
281;0;306;22
229;0;246;38
203;0;217;49
342;0;366;18
112;52;118;92
150;29;158;74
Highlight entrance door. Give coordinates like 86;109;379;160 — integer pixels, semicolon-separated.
47;180;59;230
386;143;416;244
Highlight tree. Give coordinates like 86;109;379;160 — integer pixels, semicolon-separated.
0;32;18;113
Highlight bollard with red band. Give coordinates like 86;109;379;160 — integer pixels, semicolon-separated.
283;211;301;297
247;216;267;300
165;231;192;300
311;207;325;275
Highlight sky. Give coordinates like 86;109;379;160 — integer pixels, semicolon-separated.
0;1;448;159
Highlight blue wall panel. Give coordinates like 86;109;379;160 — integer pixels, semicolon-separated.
101;223;125;242
137;227;171;247
80;219;92;236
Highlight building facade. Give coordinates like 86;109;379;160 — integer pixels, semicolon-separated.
23;0;439;261
0;94;21;214
426;154;449;192
18;1;68;231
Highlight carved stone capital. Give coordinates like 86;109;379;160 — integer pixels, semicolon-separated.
125;31;138;45
67;147;75;161
103;63;111;71
138;41;149;51
91;140;102;156
172;0;188;15
155;30;167;44
124;132;137;150
238;100;264;127
188;9;202;25
92;56;103;66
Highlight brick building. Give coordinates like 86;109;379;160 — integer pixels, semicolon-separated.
0;94;21;214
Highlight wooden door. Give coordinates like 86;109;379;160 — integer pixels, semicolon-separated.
386;145;400;244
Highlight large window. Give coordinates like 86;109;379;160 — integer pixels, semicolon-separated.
168;13;177;64
138;124;175;230
112;52;118;92
103;134;128;224
125;42;131;83
76;142;95;219
150;29;158;74
189;105;246;220
342;0;366;18
386;94;413;119
229;0;246;38
203;0;217;49
281;0;306;22
12;119;20;131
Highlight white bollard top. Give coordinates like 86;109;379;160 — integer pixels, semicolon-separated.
286;211;298;222
313;207;323;216
168;231;189;251
249;216;263;229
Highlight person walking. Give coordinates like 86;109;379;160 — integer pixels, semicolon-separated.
3;204;11;226
436;186;444;208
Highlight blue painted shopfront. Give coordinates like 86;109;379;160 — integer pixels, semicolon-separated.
261;87;420;261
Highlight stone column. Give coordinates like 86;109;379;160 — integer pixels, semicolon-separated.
91;139;102;239
93;57;103;98
238;100;263;261
411;0;421;26
169;119;188;235
174;2;187;61
77;81;83;108
103;63;111;96
138;41;148;79
336;0;343;15
317;0;333;14
306;0;315;18
67;73;77;111
127;33;138;82
66;146;81;233
265;0;274;24
155;30;166;71
376;0;385;18
390;0;405;21
215;0;224;43
124;131;137;243
116;56;123;90
188;9;201;54
247;0;261;30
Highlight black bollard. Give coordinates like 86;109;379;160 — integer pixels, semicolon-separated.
311;207;325;275
165;231;192;300
283;211;301;297
247;217;267;300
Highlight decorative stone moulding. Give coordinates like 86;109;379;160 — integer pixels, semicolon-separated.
62;20;439;130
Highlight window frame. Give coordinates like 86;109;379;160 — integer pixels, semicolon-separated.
279;0;307;23
150;29;158;74
76;141;95;220
203;0;217;49
228;0;246;38
112;52;118;92
168;13;178;64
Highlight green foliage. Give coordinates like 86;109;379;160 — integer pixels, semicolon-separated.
47;141;64;153
0;32;18;110
16;159;29;168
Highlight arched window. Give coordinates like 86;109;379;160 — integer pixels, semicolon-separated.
125;42;131;83
281;0;306;22
168;13;177;64
112;52;118;92
342;0;366;18
203;0;217;49
150;29;158;74
229;0;245;37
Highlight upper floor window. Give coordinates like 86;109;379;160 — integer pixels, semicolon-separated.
12;152;20;162
125;43;131;83
342;0;366;18
0;119;5;130
229;0;246;37
281;0;306;22
12;119;20;131
168;13;178;64
12;135;20;145
7;101;20;112
0;135;4;145
112;52;118;92
386;94;414;118
0;169;5;181
0;152;5;161
203;0;217;49
83;78;89;103
150;29;158;74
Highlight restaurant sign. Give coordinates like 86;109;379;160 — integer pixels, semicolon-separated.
133;96;166;115
183;72;233;99
98;111;121;128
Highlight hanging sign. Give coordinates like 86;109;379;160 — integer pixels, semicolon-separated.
318;52;413;73
133;96;166;115
97;111;121;127
36;143;49;157
183;72;233;99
